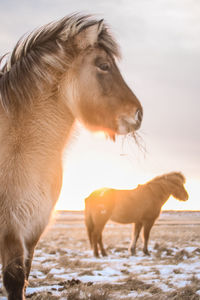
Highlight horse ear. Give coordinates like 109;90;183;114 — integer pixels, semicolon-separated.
75;19;104;49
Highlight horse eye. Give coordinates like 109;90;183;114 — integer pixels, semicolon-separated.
98;63;110;72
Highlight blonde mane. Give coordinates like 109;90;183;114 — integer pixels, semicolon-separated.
146;172;186;195
0;14;120;112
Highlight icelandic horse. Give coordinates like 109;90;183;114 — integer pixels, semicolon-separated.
0;14;143;299
85;172;188;257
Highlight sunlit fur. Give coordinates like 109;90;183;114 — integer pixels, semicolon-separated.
0;14;143;299
85;172;189;257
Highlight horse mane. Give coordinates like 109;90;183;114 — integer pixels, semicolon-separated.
144;172;186;195
0;14;120;112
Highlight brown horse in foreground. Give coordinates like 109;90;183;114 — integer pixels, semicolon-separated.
85;172;189;257
0;14;143;299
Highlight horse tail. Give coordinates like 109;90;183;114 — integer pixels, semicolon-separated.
84;196;94;248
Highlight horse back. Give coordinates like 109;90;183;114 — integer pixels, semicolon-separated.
110;187;161;224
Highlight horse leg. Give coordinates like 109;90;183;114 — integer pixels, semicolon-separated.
143;220;154;255
1;232;26;300
92;230;100;258
25;236;40;280
98;232;107;256
85;210;94;249
129;222;142;255
25;244;35;281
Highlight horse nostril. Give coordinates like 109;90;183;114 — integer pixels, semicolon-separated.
134;108;143;129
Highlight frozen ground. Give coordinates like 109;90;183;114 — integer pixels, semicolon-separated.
0;211;200;299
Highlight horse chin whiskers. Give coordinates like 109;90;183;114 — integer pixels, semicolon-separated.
125;131;146;155
106;132;116;142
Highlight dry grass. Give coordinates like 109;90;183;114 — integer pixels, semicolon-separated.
0;211;200;299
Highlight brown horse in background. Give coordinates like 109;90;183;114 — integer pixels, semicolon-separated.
85;172;189;257
0;14;143;299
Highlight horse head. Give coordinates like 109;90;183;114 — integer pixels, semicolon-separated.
60;17;143;140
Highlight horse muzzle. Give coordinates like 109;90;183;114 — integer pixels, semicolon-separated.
117;108;143;134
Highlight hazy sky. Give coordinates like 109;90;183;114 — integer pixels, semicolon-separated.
0;0;199;209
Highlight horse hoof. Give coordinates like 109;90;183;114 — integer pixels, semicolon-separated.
129;249;136;256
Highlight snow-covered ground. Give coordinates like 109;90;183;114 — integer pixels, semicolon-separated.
0;211;200;299
26;245;200;298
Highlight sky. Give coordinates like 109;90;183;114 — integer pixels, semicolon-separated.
0;0;200;210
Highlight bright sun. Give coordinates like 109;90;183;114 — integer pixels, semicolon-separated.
55;125;200;211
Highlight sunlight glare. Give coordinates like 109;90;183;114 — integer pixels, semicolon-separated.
92;131;107;139
55;125;200;211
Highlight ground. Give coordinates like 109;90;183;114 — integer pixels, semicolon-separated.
0;211;200;299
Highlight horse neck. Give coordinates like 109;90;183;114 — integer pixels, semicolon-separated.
160;190;171;207
150;182;172;208
3;96;75;158
38;98;75;152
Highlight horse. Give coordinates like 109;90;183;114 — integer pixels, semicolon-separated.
0;14;143;299
85;172;189;257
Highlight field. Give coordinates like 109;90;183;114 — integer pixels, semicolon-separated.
0;211;200;300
